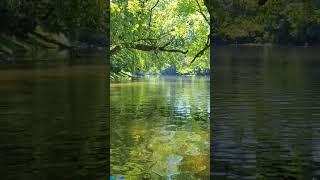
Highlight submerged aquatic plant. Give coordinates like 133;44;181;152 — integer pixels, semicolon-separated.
111;123;209;179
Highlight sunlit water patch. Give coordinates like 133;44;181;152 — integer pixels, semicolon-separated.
110;77;209;179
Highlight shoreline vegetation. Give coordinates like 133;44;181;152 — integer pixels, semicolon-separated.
111;72;210;81
111;0;320;81
2;0;320;77
1;38;317;63
0;0;108;62
0;28;108;63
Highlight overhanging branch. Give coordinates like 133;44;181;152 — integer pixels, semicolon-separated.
110;43;188;56
149;0;160;28
190;35;210;64
131;44;188;54
110;45;121;56
160;37;175;48
195;0;209;25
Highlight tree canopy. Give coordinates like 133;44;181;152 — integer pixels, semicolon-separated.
110;0;210;77
2;0;320;71
204;0;320;45
0;0;108;37
0;0;109;57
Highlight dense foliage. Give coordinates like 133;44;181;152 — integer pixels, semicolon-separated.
0;0;108;41
205;0;320;45
111;0;210;76
2;0;320;73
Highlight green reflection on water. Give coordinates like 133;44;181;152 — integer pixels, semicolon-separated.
110;76;209;179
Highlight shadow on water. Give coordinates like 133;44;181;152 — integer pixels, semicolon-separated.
211;46;320;179
0;51;109;180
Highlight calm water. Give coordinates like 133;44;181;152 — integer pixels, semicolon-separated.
3;47;319;179
211;46;320;179
110;77;210;179
0;52;109;179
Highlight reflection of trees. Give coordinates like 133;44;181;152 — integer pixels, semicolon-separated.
211;47;320;179
0;65;108;179
110;77;209;178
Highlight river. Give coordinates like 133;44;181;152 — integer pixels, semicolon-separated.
1;47;319;179
211;46;320;179
0;51;109;179
110;76;210;179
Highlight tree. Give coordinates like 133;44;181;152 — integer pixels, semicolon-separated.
0;0;108;39
110;0;210;76
204;0;320;45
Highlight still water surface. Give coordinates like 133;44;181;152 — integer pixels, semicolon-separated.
211;46;320;179
0;52;108;179
3;47;318;179
110;77;210;179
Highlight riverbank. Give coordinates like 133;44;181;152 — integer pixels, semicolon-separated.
0;27;107;63
214;43;320;48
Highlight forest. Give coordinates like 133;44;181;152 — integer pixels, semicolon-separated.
1;0;320;75
112;0;320;77
111;0;210;77
205;0;320;45
0;0;108;61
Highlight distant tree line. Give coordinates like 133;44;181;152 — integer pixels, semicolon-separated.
1;0;320;46
204;0;320;45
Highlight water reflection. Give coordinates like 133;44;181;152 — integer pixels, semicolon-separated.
111;77;210;179
211;46;320;179
0;54;108;179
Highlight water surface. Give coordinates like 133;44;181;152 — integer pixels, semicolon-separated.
0;52;108;179
211;46;320;179
110;77;210;179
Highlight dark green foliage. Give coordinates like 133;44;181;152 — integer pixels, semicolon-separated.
0;0;108;39
204;0;320;45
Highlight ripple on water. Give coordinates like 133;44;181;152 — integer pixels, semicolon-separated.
111;77;210;179
211;46;320;179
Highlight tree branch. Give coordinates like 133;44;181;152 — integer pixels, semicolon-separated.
110;45;121;56
134;38;158;43
190;35;210;64
190;45;209;64
160;37;175;48
131;44;188;54
159;48;188;54
110;42;188;56
195;0;209;25
149;0;160;28
30;31;71;49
